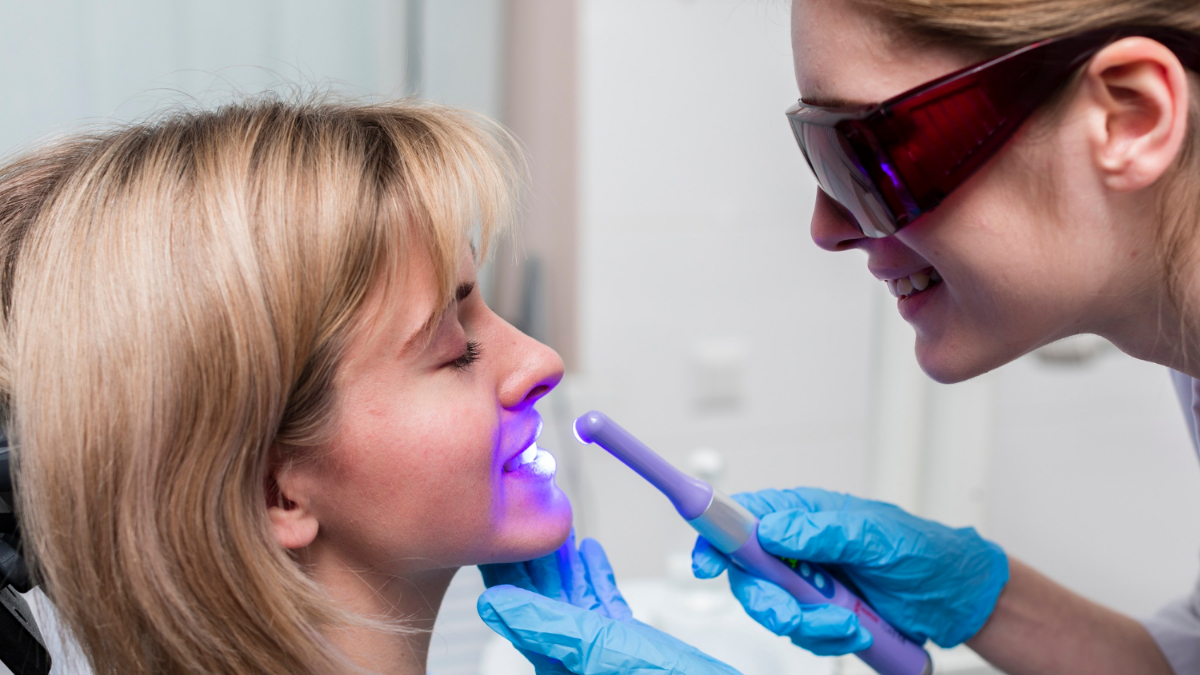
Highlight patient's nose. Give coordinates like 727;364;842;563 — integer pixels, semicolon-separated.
499;326;564;411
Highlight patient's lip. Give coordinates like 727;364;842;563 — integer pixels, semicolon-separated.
501;417;543;472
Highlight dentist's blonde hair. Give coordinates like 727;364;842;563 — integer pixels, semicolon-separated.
0;95;521;674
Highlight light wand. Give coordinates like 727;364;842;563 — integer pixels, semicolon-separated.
573;411;932;675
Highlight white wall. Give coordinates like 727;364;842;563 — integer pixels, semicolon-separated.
573;0;876;575
0;0;412;157
571;0;1200;623
418;0;506;119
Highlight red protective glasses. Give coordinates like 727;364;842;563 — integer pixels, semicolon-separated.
786;27;1200;238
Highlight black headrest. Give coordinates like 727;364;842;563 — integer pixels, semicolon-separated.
0;438;9;494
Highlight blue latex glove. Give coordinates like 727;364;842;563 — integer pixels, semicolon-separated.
692;487;1008;652
478;532;742;675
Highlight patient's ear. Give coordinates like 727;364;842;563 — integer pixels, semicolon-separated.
266;456;319;550
1082;36;1190;192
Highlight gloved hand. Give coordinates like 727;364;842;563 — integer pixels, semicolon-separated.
478;531;742;675
692;487;1008;652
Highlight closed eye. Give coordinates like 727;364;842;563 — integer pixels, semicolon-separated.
451;340;482;370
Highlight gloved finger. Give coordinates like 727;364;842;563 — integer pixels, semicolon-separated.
478;587;586;669
557;530;602;612
691;536;731;579
725;565;808;635
726;565;871;655
478;585;659;674
525;544;568;602
578;538;633;621
514;646;573;675
479;560;537;592
757;510;897;568
732;487;848;518
788;610;875;657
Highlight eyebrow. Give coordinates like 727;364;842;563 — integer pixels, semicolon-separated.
800;94;867;108
400;281;476;355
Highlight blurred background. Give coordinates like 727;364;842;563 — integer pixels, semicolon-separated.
2;1;1199;674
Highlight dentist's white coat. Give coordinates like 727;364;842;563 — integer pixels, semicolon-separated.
1143;370;1200;674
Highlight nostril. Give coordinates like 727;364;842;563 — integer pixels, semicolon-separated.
811;189;866;252
524;384;550;404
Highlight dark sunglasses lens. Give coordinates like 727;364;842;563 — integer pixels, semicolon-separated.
794;121;898;238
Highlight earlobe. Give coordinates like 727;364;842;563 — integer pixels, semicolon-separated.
266;468;319;550
1085;37;1190;192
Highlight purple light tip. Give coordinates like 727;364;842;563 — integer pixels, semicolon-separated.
573;411;606;445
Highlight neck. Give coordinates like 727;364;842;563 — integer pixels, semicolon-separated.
1098;243;1200;378
309;555;458;675
1162;264;1200;379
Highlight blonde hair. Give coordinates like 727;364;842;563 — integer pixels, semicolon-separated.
851;0;1200;304
0;96;523;674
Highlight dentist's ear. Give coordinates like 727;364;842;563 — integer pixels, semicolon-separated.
1083;36;1191;192
266;457;319;550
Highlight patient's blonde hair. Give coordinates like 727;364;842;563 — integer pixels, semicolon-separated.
0;96;522;674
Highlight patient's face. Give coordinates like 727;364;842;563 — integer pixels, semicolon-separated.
288;246;571;580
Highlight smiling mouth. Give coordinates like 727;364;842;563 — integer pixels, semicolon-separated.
503;442;540;473
886;267;942;300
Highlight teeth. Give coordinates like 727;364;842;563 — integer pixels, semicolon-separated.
504;443;539;472
886;269;940;299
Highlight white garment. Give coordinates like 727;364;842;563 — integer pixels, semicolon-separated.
1142;370;1200;674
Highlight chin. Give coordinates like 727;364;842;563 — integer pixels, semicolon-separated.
485;490;574;564
913;337;1013;384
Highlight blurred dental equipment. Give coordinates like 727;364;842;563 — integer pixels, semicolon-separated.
573;411;932;675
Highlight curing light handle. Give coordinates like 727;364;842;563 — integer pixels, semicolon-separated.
574;411;932;675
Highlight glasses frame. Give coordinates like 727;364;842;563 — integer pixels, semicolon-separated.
786;26;1200;238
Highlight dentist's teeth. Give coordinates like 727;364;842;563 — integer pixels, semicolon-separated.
886;269;941;299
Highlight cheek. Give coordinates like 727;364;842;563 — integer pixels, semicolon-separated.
902;183;1073;379
892;118;1111;382
314;388;505;567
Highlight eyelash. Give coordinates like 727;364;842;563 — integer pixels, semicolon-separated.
451;340;482;370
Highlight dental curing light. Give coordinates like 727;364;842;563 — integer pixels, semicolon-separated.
574;411;932;675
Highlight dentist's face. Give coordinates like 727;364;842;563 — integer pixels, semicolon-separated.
793;0;1135;382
